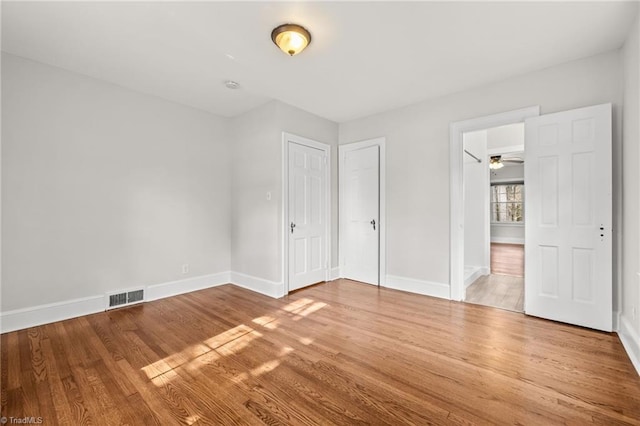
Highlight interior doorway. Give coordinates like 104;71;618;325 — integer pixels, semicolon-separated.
461;123;526;313
451;103;613;332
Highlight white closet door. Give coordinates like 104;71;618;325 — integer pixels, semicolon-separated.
288;141;328;291
341;145;380;285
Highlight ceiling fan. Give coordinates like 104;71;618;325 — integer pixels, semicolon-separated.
489;155;524;169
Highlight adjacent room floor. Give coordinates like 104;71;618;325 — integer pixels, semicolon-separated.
2;279;639;424
466;242;525;312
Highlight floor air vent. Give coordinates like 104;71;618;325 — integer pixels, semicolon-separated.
107;288;145;310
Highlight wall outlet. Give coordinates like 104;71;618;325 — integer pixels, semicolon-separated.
182;264;189;274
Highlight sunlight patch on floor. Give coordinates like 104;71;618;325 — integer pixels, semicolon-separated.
186;415;201;425
282;298;315;313
292;302;327;320
204;324;256;349
215;329;263;356
250;359;281;377
252;315;280;330
142;342;215;379
279;346;294;356
142;302;325;385
298;337;314;345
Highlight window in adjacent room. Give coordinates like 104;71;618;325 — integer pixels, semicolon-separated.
490;183;524;223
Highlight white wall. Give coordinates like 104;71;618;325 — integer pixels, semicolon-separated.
339;50;622;301
1;53;231;311
620;14;640;372
486;122;524;151
230;100;338;289
463;130;488;271
230;102;280;283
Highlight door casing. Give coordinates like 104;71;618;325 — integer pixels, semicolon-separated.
449;106;540;301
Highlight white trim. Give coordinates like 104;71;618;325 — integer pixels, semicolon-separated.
1;272;231;333
613;310;620;332
464;266;489;288
385;275;449;300
490;237;525;245
1;295;104;333
618;314;640;375
282;133;332;294
330;267;341;281
490;222;525;227
339;137;387;286
450;106;540;301
231;271;285;298
146;271;230;301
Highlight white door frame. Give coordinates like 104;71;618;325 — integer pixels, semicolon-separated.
282;132;331;294
339;138;386;286
449;106;539;301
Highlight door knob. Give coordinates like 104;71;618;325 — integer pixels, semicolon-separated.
371;219;376;230
291;222;296;234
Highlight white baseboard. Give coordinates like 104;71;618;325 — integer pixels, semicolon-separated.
464;266;489;288
146;271;230;301
1;271;232;333
1;295;104;333
230;271;285;298
491;237;525;244
330;267;341;281
385;275;450;300
618;314;640;376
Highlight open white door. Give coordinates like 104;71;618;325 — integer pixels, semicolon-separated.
340;144;380;285
525;103;612;331
288;140;328;291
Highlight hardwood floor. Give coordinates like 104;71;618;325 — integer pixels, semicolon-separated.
491;243;524;277
465;274;524;312
2;280;640;425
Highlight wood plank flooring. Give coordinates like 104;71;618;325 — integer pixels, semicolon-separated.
491;243;524;277
2;280;640;425
465;274;524;312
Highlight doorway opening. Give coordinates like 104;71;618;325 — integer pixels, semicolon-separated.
449;106;539;304
462;123;525;312
451;104;613;331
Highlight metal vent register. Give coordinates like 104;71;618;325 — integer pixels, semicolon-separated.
107;289;144;309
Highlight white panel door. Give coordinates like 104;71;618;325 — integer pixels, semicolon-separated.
342;145;380;285
288;141;327;291
525;103;612;331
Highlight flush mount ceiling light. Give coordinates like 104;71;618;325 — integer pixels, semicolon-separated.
489;156;504;170
271;23;311;56
224;80;240;90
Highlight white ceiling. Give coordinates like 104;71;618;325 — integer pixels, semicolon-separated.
2;1;638;123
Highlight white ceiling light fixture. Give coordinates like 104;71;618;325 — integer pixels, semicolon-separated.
489;156;504;170
224;80;240;90
271;23;311;56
